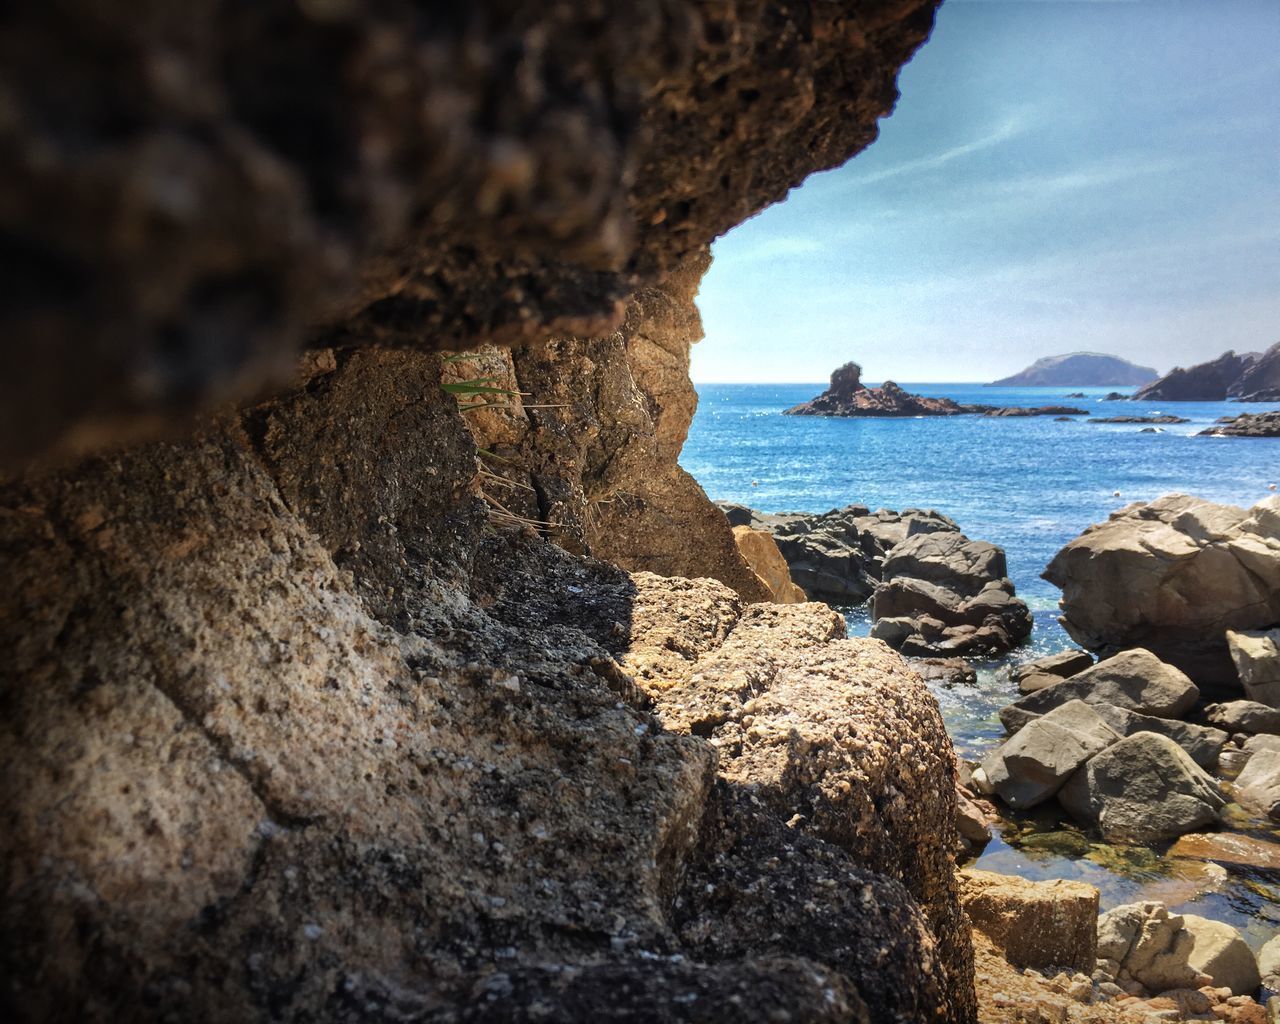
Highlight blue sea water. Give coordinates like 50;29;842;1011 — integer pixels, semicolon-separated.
682;382;1280;947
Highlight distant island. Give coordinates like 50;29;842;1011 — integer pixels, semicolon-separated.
988;352;1158;387
1135;341;1280;401
784;361;1087;418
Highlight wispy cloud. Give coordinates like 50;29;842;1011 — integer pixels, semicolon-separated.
844;110;1034;186
716;235;825;266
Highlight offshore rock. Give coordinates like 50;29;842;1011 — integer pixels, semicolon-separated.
783;362;970;417
1201;411;1280;437
1230;341;1280;400
1044;495;1280;686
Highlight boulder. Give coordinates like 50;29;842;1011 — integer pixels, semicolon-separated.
959;869;1098;972
731;526;807;604
1090;703;1227;769
1013;650;1094;694
1181;915;1262;997
913;657;977;688
1201;411;1280;438
1233;748;1280;820
1206;701;1280;735
1259;935;1280;992
1245;734;1280;754
1058;733;1224;841
1097;904;1260;997
1000;649;1199;734
1043;495;1280;686
1168;833;1280;873
1227;629;1280;707
981;700;1120;810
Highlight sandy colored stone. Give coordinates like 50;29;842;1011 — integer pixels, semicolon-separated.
732;525;807;604
1227;629;1280;707
1181;915;1262;997
959;869;1099;972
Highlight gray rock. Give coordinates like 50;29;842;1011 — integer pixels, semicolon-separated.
1058;733;1224;842
911;657;977;688
1000;649;1199;734
1234;748;1280;820
1227;628;1280;707
1245;734;1280;754
983;701;1120;810
1181;914;1262;996
1090;704;1227;769
1205;700;1280;735
1012;650;1093;688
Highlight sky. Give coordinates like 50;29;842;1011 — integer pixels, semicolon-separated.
690;0;1280;383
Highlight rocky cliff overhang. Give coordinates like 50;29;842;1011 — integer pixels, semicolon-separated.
1;0;938;470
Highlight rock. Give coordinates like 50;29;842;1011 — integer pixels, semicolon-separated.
1233;748;1280;819
1201;411;1280;438
1206;701;1280;735
872;531;1032;657
1259;936;1280;991
1135;351;1261;401
1096;902;1204;992
1181;915;1261;997
1044;494;1280;686
1227;629;1280;706
1000;649;1200;734
981;700;1120;810
955;790;995;856
1013;650;1095;688
731;526;807;604
1090;703;1227;769
982;405;1090;417
1169;833;1280;873
959;869;1099;972
913;657;978;688
1058;733;1224;841
1103;392;1128;400
1087;415;1191;424
783;363;972;417
1245;734;1280;754
1231;342;1280;400
989;353;1159;388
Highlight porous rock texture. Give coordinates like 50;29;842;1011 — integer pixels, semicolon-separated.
1;353;973;1022
1045;495;1280;687
0;0;940;471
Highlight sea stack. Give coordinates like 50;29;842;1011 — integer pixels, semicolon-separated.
784;361;969;417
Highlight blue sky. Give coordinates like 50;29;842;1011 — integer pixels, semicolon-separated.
690;0;1280;383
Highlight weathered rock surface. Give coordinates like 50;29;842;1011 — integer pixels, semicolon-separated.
783;362;971;417
1135;351;1261;401
1000;649;1200;734
1206;701;1280;736
914;657;979;688
1013;649;1094;694
1233;748;1280;820
731;526;807;604
990;353;1158;388
872;531;1032;656
1090;704;1227;769
1044;495;1280;685
1179;915;1262;997
1201;411;1280;438
0;1;942;470
1058;733;1224;842
959;869;1099;973
1168;832;1280;874
1227;629;1280;706
1259;936;1280;993
980;700;1120;810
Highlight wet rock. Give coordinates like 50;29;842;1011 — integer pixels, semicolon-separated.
982;405;1090;417
1227;629;1280;707
1044;495;1280;686
731;526;807;604
1087;415;1190;424
1233;748;1280;820
1090;704;1228;769
959;869;1099;973
980;700;1120;810
1206;701;1280;735
1058;733;1224;841
1168;833;1280;873
1000;649;1200;734
1201;411;1280;438
913;657;978;688
1013;650;1095;694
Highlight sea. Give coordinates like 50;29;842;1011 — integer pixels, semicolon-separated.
682;382;1280;948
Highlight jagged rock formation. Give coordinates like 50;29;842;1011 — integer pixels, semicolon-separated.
0;0;941;470
989;352;1158;387
784;362;969;417
1045;495;1280;687
0;2;986;1022
1200;411;1280;437
1229;341;1280;400
1134;349;1262;401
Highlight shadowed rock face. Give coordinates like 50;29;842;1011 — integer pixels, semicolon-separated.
0;0;939;469
0;3;981;1022
1133;350;1259;401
